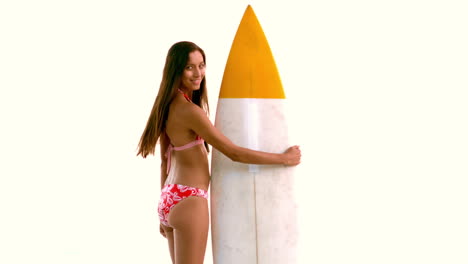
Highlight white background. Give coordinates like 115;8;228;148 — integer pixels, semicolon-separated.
1;0;467;263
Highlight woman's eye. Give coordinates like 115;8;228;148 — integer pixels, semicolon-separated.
186;66;193;70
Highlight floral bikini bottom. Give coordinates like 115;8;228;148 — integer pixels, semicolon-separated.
158;184;208;227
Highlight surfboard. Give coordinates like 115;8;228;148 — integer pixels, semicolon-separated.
210;5;298;264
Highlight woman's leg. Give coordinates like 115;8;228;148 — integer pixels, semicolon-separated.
168;196;209;264
161;225;175;263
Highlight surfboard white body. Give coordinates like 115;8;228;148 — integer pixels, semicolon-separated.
211;5;297;264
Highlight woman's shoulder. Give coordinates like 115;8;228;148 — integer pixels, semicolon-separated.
170;96;203;121
170;95;190;111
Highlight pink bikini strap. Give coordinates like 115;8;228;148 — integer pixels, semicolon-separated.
165;138;204;174
172;138;204;151
178;89;192;102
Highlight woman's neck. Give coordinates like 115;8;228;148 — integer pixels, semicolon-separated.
178;88;192;102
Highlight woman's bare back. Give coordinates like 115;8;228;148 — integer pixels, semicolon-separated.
164;94;210;190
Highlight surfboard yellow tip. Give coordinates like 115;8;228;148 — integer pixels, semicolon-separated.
219;5;285;99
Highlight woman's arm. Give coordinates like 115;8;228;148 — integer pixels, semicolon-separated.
159;132;170;189
181;104;301;166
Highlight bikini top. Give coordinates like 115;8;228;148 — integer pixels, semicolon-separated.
165;136;204;173
164;89;205;173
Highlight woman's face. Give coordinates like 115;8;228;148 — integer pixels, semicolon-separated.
181;50;205;92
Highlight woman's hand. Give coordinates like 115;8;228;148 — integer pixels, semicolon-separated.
283;145;301;166
160;223;167;238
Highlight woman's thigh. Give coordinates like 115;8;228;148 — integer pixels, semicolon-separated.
161;225;175;263
168;196;209;264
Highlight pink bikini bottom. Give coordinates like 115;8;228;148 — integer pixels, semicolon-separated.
158;184;208;227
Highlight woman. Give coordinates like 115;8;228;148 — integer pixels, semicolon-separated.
137;41;301;264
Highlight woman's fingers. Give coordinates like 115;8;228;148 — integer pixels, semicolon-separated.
285;145;301;166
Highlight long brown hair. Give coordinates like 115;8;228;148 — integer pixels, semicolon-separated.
137;41;209;158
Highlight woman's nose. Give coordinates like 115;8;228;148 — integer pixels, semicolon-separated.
193;68;201;77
